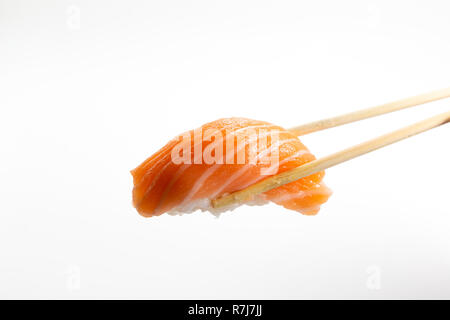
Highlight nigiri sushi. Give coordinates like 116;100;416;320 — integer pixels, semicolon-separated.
131;118;332;217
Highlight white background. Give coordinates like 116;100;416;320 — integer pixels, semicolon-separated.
1;0;450;299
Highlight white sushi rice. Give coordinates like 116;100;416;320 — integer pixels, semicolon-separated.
167;194;269;217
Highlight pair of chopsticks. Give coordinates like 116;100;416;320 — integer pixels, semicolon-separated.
212;87;450;209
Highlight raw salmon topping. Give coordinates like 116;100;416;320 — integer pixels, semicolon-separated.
131;118;331;217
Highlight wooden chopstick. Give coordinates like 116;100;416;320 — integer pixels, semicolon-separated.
212;111;450;209
289;87;450;136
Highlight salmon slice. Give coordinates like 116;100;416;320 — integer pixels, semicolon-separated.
131;118;332;217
